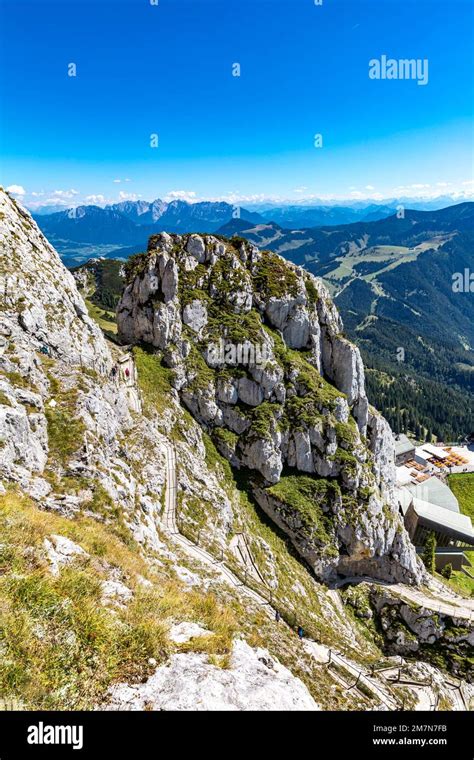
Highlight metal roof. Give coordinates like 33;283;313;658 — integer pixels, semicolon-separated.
406;476;460;513
412;497;474;545
394;434;415;457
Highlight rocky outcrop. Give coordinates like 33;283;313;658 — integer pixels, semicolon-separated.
117;233;422;585
103;639;320;711
43;534;89;576
0;191;168;552
370;588;474;682
0;194;109;369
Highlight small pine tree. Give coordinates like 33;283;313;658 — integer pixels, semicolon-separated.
422;532;436;573
441;563;453;580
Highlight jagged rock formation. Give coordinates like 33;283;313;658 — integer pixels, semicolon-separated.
1;189;326;709
117;232;422;585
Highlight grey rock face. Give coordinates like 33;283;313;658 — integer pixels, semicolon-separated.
43;534;89;576
265;296;308;349
367;407;396;501
103;639;320;711
117;233;422;585
0;192;110;370
237;377;264;407
162;258;179;302
241;434;283;484
216;376;238;405
287;430;313;473
253;485;339;583
186;234;206;263
0;191;241;565
371;589;474;680
183;299;208;334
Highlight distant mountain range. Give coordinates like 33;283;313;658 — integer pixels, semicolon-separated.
256;203;398;227
33;196;471;267
32;193;474;438
33;199;262;264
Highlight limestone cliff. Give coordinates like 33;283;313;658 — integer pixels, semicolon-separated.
117;232;422;585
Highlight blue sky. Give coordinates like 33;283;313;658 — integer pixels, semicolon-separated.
0;0;473;208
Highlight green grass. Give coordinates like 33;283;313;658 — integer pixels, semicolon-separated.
448;473;474;521
436;569;474;599
3;370;32;390
123;252;149;284
133;346;174;415
202;431;233;481
182;341;215;392
0;490;167;708
85;299;118;336
206;306;263;345
252;250;299;299
45;389;86;468
266;473;339;552
0;490;240;709
211;426;238;449
249;401;281;440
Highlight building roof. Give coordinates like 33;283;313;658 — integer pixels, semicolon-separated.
406;476;460;513
419;443;449;460
412;497;474;545
415;448;431;464
396;465;415;486
394;434;415;457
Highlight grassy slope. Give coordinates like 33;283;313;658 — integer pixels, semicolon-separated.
448;473;474;521
85;299;118;336
436;474;474;598
0;346;242;709
0;490;240;709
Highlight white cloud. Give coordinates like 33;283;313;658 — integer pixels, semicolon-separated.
113;179;121;183
84;194;107;205
165;190;197;201
365;185;375;190
50;189;79;199
118;191;141;201
203;192;278;205
6;184;26;196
